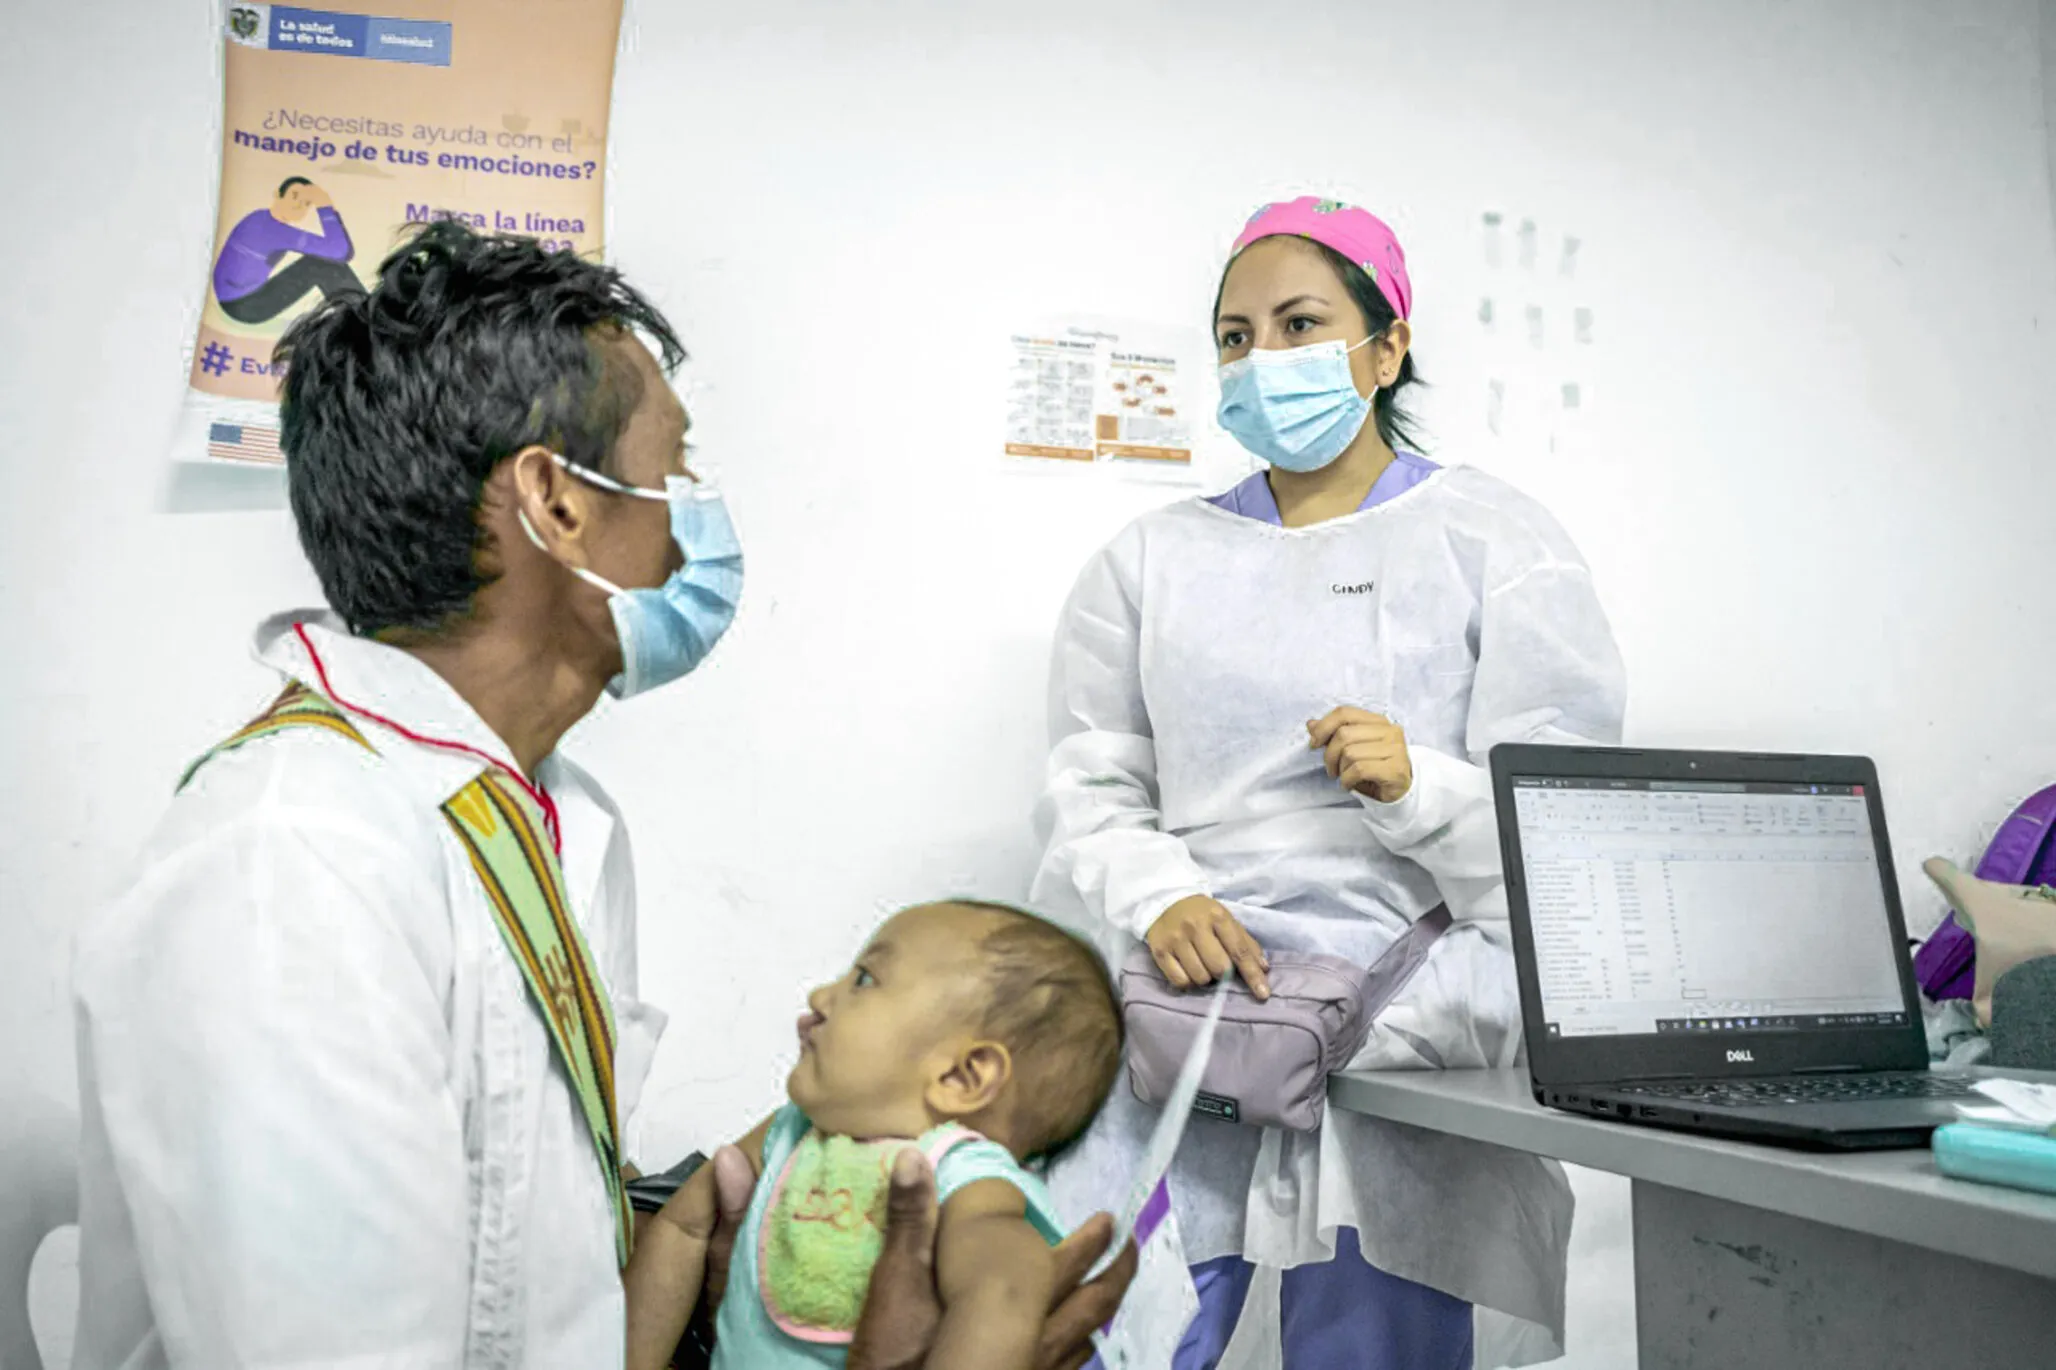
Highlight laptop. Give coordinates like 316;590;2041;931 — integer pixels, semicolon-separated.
1491;743;1979;1150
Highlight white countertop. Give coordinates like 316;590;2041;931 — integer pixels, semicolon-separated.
1327;1067;2056;1280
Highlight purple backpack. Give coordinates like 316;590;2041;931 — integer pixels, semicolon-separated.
1914;785;2056;1000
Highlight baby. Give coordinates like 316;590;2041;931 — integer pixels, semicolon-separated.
645;900;1124;1369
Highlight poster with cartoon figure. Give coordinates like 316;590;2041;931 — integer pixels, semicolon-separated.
178;1;625;465
212;176;363;326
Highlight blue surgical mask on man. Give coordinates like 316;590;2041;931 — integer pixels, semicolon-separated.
1216;335;1378;473
520;453;744;699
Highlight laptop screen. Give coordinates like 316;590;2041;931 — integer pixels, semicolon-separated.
1509;777;1911;1041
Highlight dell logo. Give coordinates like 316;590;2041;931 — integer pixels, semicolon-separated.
1726;1049;1755;1063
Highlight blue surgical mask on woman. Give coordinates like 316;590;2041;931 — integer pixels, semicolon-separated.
1216;335;1377;473
520;453;744;699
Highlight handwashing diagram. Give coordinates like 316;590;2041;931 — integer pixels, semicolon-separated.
1007;318;1196;467
1005;333;1098;461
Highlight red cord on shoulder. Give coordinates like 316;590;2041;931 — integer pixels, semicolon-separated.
294;622;563;853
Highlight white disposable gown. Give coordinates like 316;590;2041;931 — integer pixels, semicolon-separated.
1032;466;1627;1366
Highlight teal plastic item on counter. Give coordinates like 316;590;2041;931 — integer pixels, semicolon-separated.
1933;1123;2056;1197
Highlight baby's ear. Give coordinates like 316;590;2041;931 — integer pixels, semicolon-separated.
926;1041;1013;1118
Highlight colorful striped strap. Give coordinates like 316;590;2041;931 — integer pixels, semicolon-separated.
180;681;634;1266
177;682;372;792
443;769;634;1265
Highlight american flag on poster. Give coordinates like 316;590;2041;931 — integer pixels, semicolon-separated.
206;422;283;466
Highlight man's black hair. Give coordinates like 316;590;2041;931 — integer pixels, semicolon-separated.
276;176;313;196
275;221;685;636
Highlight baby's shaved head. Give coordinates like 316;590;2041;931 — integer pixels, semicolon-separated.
944;901;1123;1158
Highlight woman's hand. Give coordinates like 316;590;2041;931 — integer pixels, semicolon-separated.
1308;707;1413;803
1034;1213;1140;1370
624;1145;755;1370
1144;895;1270;1000
848;1150;1140;1370
848;1150;941;1370
694;1147;760;1332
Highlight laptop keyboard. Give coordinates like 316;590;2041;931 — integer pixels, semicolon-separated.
1616;1073;1979;1108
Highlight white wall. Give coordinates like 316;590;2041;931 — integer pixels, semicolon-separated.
2045;0;2056;235
6;2;2056;1367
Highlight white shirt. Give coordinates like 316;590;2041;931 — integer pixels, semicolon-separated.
72;614;667;1369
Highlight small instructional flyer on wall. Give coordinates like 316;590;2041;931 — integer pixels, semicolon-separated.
174;0;626;466
1004;332;1098;462
1005;317;1211;481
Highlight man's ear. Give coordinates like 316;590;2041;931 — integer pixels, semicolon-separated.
504;446;598;565
924;1041;1013;1119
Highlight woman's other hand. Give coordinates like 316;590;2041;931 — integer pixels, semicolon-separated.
695;1146;760;1324
1308;707;1413;804
847;1149;1140;1370
1036;1214;1139;1370
1144;895;1270;1000
624;1144;756;1370
847;1150;942;1370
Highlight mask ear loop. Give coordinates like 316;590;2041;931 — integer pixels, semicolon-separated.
517;509;628;597
517;449;654;597
549;450;671;502
521;452;715;590
1353;328;1396;396
1241;331;1379;366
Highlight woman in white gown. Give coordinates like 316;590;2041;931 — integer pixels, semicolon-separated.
1033;197;1628;1369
